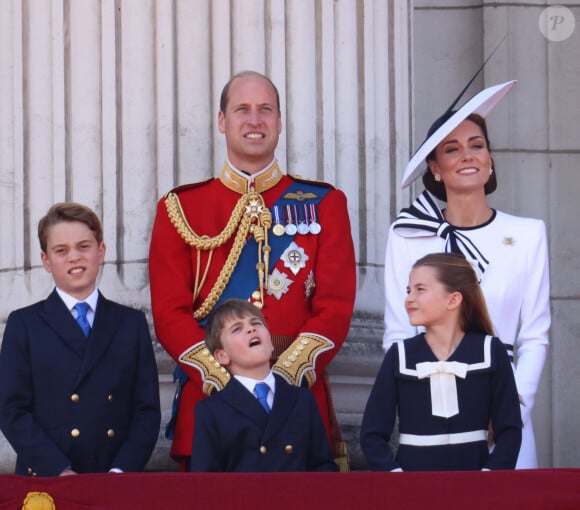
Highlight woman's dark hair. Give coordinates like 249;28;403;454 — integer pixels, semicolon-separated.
422;113;497;201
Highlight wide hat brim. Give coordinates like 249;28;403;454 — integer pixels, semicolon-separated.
401;80;517;189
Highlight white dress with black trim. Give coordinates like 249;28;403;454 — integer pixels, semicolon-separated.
382;191;550;469
360;332;522;471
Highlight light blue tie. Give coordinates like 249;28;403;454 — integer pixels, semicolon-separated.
254;382;270;414
75;302;91;338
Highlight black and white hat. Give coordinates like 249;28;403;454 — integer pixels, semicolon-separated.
401;79;517;190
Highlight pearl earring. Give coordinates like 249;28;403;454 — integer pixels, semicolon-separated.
489;167;494;175
434;173;441;182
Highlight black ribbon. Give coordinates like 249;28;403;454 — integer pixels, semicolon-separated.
393;191;490;274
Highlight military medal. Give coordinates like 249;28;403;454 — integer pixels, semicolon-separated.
308;203;321;234
297;204;309;235
267;268;293;299
281;242;309;275
297;223;310;235
273;223;286;236
285;205;297;236
245;198;263;219
272;206;285;236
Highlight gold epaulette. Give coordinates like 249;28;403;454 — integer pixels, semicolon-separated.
288;174;336;190
163;178;214;197
179;341;231;395
271;333;334;388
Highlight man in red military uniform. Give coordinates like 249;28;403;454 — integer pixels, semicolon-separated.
149;71;356;470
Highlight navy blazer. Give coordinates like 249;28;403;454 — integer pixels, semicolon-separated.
0;289;161;476
190;375;337;472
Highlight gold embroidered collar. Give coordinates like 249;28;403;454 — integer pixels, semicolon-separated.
219;160;284;194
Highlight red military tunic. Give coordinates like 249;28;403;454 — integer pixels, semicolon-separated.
149;160;356;462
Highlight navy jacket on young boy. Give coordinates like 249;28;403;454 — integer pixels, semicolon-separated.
0;289;161;476
190;374;337;472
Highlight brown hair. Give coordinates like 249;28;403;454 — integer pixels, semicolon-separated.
412;252;495;336
38;203;103;253
423;113;497;201
205;298;267;354
219;70;281;114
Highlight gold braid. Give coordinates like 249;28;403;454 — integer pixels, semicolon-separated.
164;190;270;320
165;191;249;249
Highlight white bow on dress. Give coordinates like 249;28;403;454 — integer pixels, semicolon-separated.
416;361;468;418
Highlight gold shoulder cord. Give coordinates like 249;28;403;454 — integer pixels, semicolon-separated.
165;190;272;320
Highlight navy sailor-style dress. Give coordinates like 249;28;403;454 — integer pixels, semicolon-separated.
360;332;522;471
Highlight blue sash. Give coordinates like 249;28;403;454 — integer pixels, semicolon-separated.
208;180;330;323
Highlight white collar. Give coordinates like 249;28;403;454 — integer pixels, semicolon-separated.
226;158;277;177
235;371;276;396
55;287;99;313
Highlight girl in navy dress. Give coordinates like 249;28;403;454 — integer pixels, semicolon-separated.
361;252;521;471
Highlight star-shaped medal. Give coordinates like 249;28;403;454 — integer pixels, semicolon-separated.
267;268;293;300
281;242;309;275
245;199;263;219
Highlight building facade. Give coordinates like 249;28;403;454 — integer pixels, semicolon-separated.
1;0;578;471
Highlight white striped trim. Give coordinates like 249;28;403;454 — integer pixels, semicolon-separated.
397;335;493;377
399;430;487;446
466;335;492;371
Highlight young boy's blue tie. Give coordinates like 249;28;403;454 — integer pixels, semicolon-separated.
75;302;91;337
254;383;270;414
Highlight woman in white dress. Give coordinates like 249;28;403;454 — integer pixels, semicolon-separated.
383;81;550;468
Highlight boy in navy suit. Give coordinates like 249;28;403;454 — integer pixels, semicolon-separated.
0;203;160;476
190;298;337;472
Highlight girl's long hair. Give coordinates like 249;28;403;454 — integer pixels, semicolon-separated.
412;252;495;336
